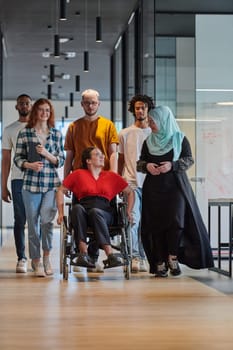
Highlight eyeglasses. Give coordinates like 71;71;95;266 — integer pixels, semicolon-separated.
82;101;99;106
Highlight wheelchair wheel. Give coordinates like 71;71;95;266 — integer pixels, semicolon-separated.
120;225;131;280
126;223;133;269
60;217;67;274
63;263;69;280
124;262;130;280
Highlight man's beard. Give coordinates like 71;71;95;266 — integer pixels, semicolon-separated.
86;110;97;117
19;111;29;117
136;117;146;122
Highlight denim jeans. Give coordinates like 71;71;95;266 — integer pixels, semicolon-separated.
131;188;146;259
11;179;27;260
22;189;57;260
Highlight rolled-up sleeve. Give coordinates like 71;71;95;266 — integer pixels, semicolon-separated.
54;131;65;168
14;130;27;171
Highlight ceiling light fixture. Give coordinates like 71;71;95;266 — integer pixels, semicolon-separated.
41;73;71;81
62;73;71;80
83;0;89;72
2;37;8;58
96;0;102;42
65;52;76;58
196;88;233;92
128;11;135;25
75;75;80;92
47;84;52;99
84;51;89;72
50;64;55;84
216;101;233;106
114;35;122;50
65;106;68;118
59;0;67;20
41;51;76;58
54;34;60;58
70;92;74;107
54;0;60;57
59;37;69;43
42;51;51;58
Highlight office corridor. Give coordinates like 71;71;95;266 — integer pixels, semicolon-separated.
0;228;233;350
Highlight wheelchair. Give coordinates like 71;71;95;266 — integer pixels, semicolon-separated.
60;196;132;280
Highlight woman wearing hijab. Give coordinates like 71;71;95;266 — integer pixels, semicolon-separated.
137;106;214;277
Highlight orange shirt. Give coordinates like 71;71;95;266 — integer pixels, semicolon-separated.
64;116;119;170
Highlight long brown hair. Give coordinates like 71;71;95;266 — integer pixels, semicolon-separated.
26;98;55;128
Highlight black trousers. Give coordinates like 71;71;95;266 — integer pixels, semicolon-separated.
71;204;113;255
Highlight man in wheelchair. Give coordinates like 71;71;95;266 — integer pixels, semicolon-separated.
56;147;134;269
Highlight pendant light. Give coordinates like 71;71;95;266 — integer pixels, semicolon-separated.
83;0;89;72
96;0;102;42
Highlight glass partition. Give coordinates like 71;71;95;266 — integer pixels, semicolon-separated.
0;31;2;245
196;15;233;224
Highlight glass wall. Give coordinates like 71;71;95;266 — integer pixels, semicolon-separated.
196;15;233;224
111;3;233;232
0;30;2;245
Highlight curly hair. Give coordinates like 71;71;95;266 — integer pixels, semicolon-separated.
26;98;55;128
128;94;155;116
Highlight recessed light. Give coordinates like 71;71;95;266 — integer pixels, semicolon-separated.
65;52;76;58
62;74;71;80
42;52;50;58
60;37;69;43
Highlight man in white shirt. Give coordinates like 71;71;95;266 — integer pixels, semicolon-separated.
2;94;33;273
118;94;154;273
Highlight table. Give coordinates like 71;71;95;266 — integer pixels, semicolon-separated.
208;199;233;277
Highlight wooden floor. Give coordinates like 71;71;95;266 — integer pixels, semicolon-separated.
1;229;233;350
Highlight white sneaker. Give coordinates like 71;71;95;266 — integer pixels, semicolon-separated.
73;266;84;273
34;262;46;277
87;262;104;273
16;258;27;273
139;259;148;272
131;258;140;273
43;256;53;275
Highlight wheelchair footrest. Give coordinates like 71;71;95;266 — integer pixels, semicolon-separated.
103;253;124;269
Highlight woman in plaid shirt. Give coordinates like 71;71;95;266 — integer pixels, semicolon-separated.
14;98;65;277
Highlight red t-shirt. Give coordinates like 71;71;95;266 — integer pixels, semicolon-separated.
63;169;128;201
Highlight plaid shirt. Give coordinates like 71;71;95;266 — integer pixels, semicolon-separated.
14;127;65;193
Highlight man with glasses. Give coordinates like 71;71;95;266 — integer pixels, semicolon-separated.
64;89;119;272
2;94;33;273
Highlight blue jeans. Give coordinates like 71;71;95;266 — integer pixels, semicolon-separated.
11;180;27;260
131;188;146;259
22;189;57;260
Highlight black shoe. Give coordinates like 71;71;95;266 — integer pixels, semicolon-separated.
168;259;181;276
103;253;124;269
155;262;168;278
72;253;95;268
